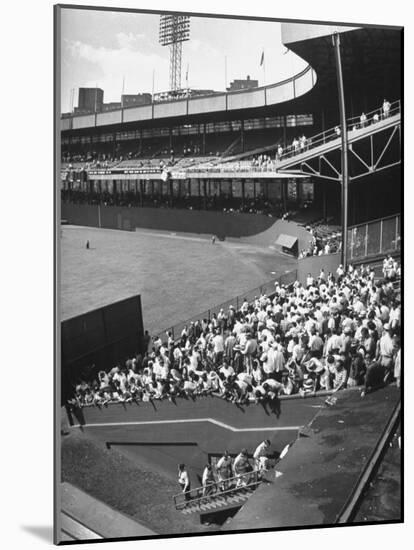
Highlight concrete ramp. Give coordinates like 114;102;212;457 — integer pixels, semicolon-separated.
226;385;401;531
234;219;312;251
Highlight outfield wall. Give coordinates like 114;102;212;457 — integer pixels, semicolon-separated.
61;295;144;405
61;202;277;238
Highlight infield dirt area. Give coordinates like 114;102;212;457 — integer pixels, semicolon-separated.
60;225;296;334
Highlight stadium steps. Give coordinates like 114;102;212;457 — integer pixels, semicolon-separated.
179;486;256;515
223;140;280;162
222;135;241;158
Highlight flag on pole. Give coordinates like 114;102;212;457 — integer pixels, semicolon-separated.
260;50;265;66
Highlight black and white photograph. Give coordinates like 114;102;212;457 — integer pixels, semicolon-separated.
54;3;402;545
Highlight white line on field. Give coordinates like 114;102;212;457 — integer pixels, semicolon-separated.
72;418;302;432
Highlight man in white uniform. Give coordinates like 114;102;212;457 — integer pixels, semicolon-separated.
202;464;216;497
216;451;233;491
233;449;252;487
178;463;191;502
253;439;271;474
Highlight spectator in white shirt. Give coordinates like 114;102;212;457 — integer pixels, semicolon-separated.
360;112;367;127
382;99;391;118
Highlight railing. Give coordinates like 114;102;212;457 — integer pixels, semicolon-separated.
347;213;401;261
185;160;278;175
173;469;261;511
346;100;401;132
158;269;298;341
278;99;401;162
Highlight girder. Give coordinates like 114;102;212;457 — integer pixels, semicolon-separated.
278;114;401;183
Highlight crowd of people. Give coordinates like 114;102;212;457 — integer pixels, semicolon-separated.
177;439;273;502
278;99;396;160
68;257;401;416
298;226;342;258
61;187;290;217
351;99;392;132
186;156;278;174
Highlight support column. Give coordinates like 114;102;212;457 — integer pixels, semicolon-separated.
139;129;143;155
351;184;357;226
333;32;349;269
241;179;245;210
169;178;173;207
323;181;328;220
169;127;173;152
202;123;206;155
203;179;207;210
241;120;245;153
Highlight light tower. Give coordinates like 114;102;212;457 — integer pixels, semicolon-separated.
159;14;190;93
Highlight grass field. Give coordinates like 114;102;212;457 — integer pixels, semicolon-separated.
60;226;297;334
61;430;215;535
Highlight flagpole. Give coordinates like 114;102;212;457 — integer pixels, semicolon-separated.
121;76;125;107
262;47;266;85
224;55;227;91
152;69;155;101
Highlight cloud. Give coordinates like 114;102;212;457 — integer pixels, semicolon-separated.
188;38;221;59
116;32;146;50
63;38;170;102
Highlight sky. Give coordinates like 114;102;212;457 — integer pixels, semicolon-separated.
60;8;309;113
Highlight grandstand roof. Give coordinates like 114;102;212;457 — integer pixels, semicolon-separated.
281;24;402;114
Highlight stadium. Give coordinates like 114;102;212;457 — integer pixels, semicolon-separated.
57;12;402;544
